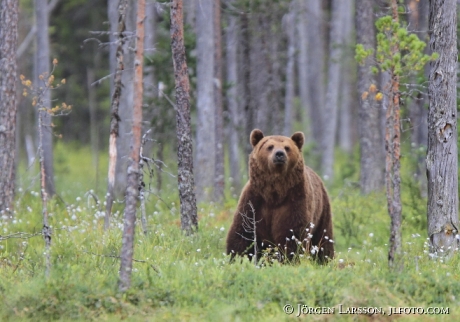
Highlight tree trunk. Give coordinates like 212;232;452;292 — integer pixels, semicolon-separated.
296;0;312;142
143;0;157;155
267;7;283;135
170;0;198;234
224;1;241;192
386;0;402;267
0;0;19;213
16;0;60;60
195;0;215;202
115;0;136;197
338;0;355;153
408;0;429;196
356;0;384;194
241;12;254;157
108;0;118;91
252;13;270;133
144;2;157;99
321;0;346;181
119;0;144;293
35;0;55;196
427;0;458;255
306;0;325;148
87;67;99;188
213;0;225;202
283;3;296;136
105;0;127;230
184;0;195;29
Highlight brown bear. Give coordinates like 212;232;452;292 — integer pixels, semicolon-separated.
226;129;334;262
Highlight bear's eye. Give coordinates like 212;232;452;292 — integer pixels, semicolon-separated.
267;145;274;151
285;146;290;152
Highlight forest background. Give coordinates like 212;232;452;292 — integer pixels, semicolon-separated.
0;0;460;320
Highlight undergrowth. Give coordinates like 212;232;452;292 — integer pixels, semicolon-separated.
0;143;458;321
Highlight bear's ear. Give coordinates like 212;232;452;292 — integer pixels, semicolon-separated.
291;132;305;150
250;129;264;147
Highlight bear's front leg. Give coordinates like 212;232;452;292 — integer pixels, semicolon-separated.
226;212;257;261
272;229;303;262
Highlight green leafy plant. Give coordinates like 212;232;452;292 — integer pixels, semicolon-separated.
356;16;438;76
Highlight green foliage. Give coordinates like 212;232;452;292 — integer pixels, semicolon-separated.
355;15;437;77
354;44;374;65
2;146;460;321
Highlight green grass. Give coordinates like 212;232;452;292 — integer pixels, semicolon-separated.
1;144;459;321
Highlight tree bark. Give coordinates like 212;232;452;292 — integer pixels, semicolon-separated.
195;0;215;202
306;0;325;148
241;12;254;157
170;0;198;234
296;0;312;142
115;0;136;197
252;13;270;133
408;0;429;196
386;0;402;267
184;0;195;29
338;0;355;153
427;0;458;255
119;0;145;293
105;0;127;230
108;0;118;91
213;0;225;202
16;0;60;60
356;0;384;194
140;1;157;166
321;0;346;181
283;3;296;137
0;0;19;213
224;1;241;192
35;0;55;196
87;67;99;187
266;6;283;135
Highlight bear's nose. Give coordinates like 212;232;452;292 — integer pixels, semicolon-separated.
275;151;285;158
274;151;286;163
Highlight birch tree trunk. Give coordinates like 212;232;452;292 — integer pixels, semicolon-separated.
35;0;55;196
119;0;144;293
0;0;19;213
321;0;346;181
225;1;241;191
105;0;127;230
426;0;458;255
356;0;384;194
170;0;198;234
213;0;225;202
195;0;215;202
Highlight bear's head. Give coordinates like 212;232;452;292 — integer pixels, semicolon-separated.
249;129;305;174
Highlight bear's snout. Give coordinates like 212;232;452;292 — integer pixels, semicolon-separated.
273;150;286;164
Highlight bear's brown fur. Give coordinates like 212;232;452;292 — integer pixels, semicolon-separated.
226;129;334;262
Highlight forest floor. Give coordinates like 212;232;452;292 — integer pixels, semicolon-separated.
0;144;459;321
